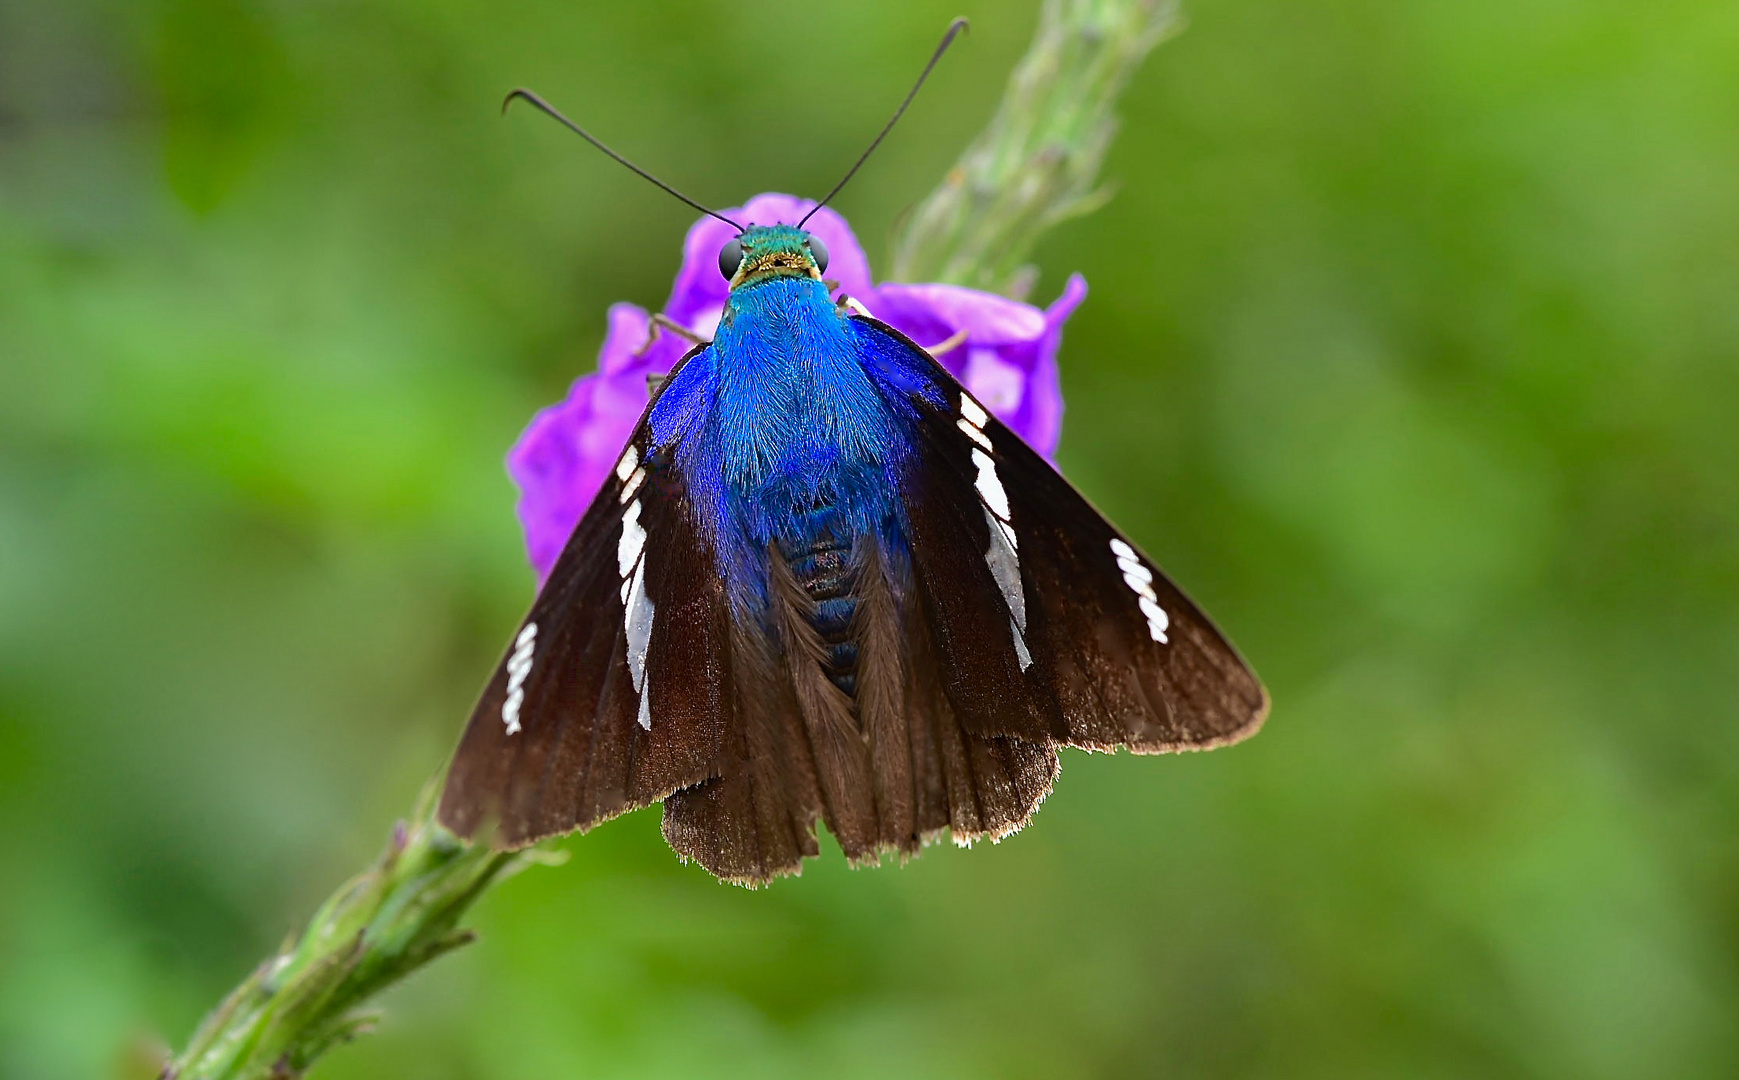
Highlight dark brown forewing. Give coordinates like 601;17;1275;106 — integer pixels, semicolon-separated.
1011;439;1268;753
861;317;1269;754
901;434;1067;745
438;358;729;848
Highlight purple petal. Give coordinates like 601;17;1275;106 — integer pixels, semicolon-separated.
871;283;1047;348
871;275;1087;458
1020;273;1087;458
508;302;656;581
596;300;683;375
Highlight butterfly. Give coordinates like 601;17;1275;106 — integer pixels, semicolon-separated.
437;21;1267;885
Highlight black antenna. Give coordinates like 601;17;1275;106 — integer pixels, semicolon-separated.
503;88;744;233
800;17;969;228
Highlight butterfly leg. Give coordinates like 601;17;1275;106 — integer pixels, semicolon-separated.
637;313;712;395
926;329;968;357
634;312;711;357
837;295;876;319
833;295;964;357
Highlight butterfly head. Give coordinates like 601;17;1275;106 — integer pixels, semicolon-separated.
717;224;830;291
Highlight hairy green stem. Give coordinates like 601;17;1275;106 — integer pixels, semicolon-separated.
889;0;1181;296
161;787;532;1079
162;2;1173;1075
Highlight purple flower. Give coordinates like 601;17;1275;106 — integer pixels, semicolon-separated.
872;278;1085;461
509;193;1087;580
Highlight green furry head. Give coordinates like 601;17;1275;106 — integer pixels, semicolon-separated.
727;224;827;289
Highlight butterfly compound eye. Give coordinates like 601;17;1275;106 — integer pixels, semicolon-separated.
807;234;829;274
718;238;743;280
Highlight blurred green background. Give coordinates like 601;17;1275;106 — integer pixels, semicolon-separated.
3;0;1737;1077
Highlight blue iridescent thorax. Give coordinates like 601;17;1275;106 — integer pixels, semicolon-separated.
649;224;916;611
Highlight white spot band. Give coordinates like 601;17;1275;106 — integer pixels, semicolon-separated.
617;498;655;729
960;392;1029;669
614;444;639;483
1109;538;1169;643
960;395;989;429
502;621;538;735
971;447;1011;522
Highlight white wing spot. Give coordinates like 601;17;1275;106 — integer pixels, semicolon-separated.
1010;617;1033;668
501;621;538;735
623;558;655;728
984;509;1025;621
958;401;1030;669
1139;596;1171;643
617;499;647;577
614;444;640;483
984;503;1031;670
619;465;647;503
1110;538;1170;643
971;447;1012;522
617;499;656;728
1124;570;1158;602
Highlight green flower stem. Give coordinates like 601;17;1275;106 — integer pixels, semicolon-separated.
889;0;1181;296
161;787;532;1079
162;3;1174;1075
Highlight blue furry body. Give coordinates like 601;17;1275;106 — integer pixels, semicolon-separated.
650;273;936;616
